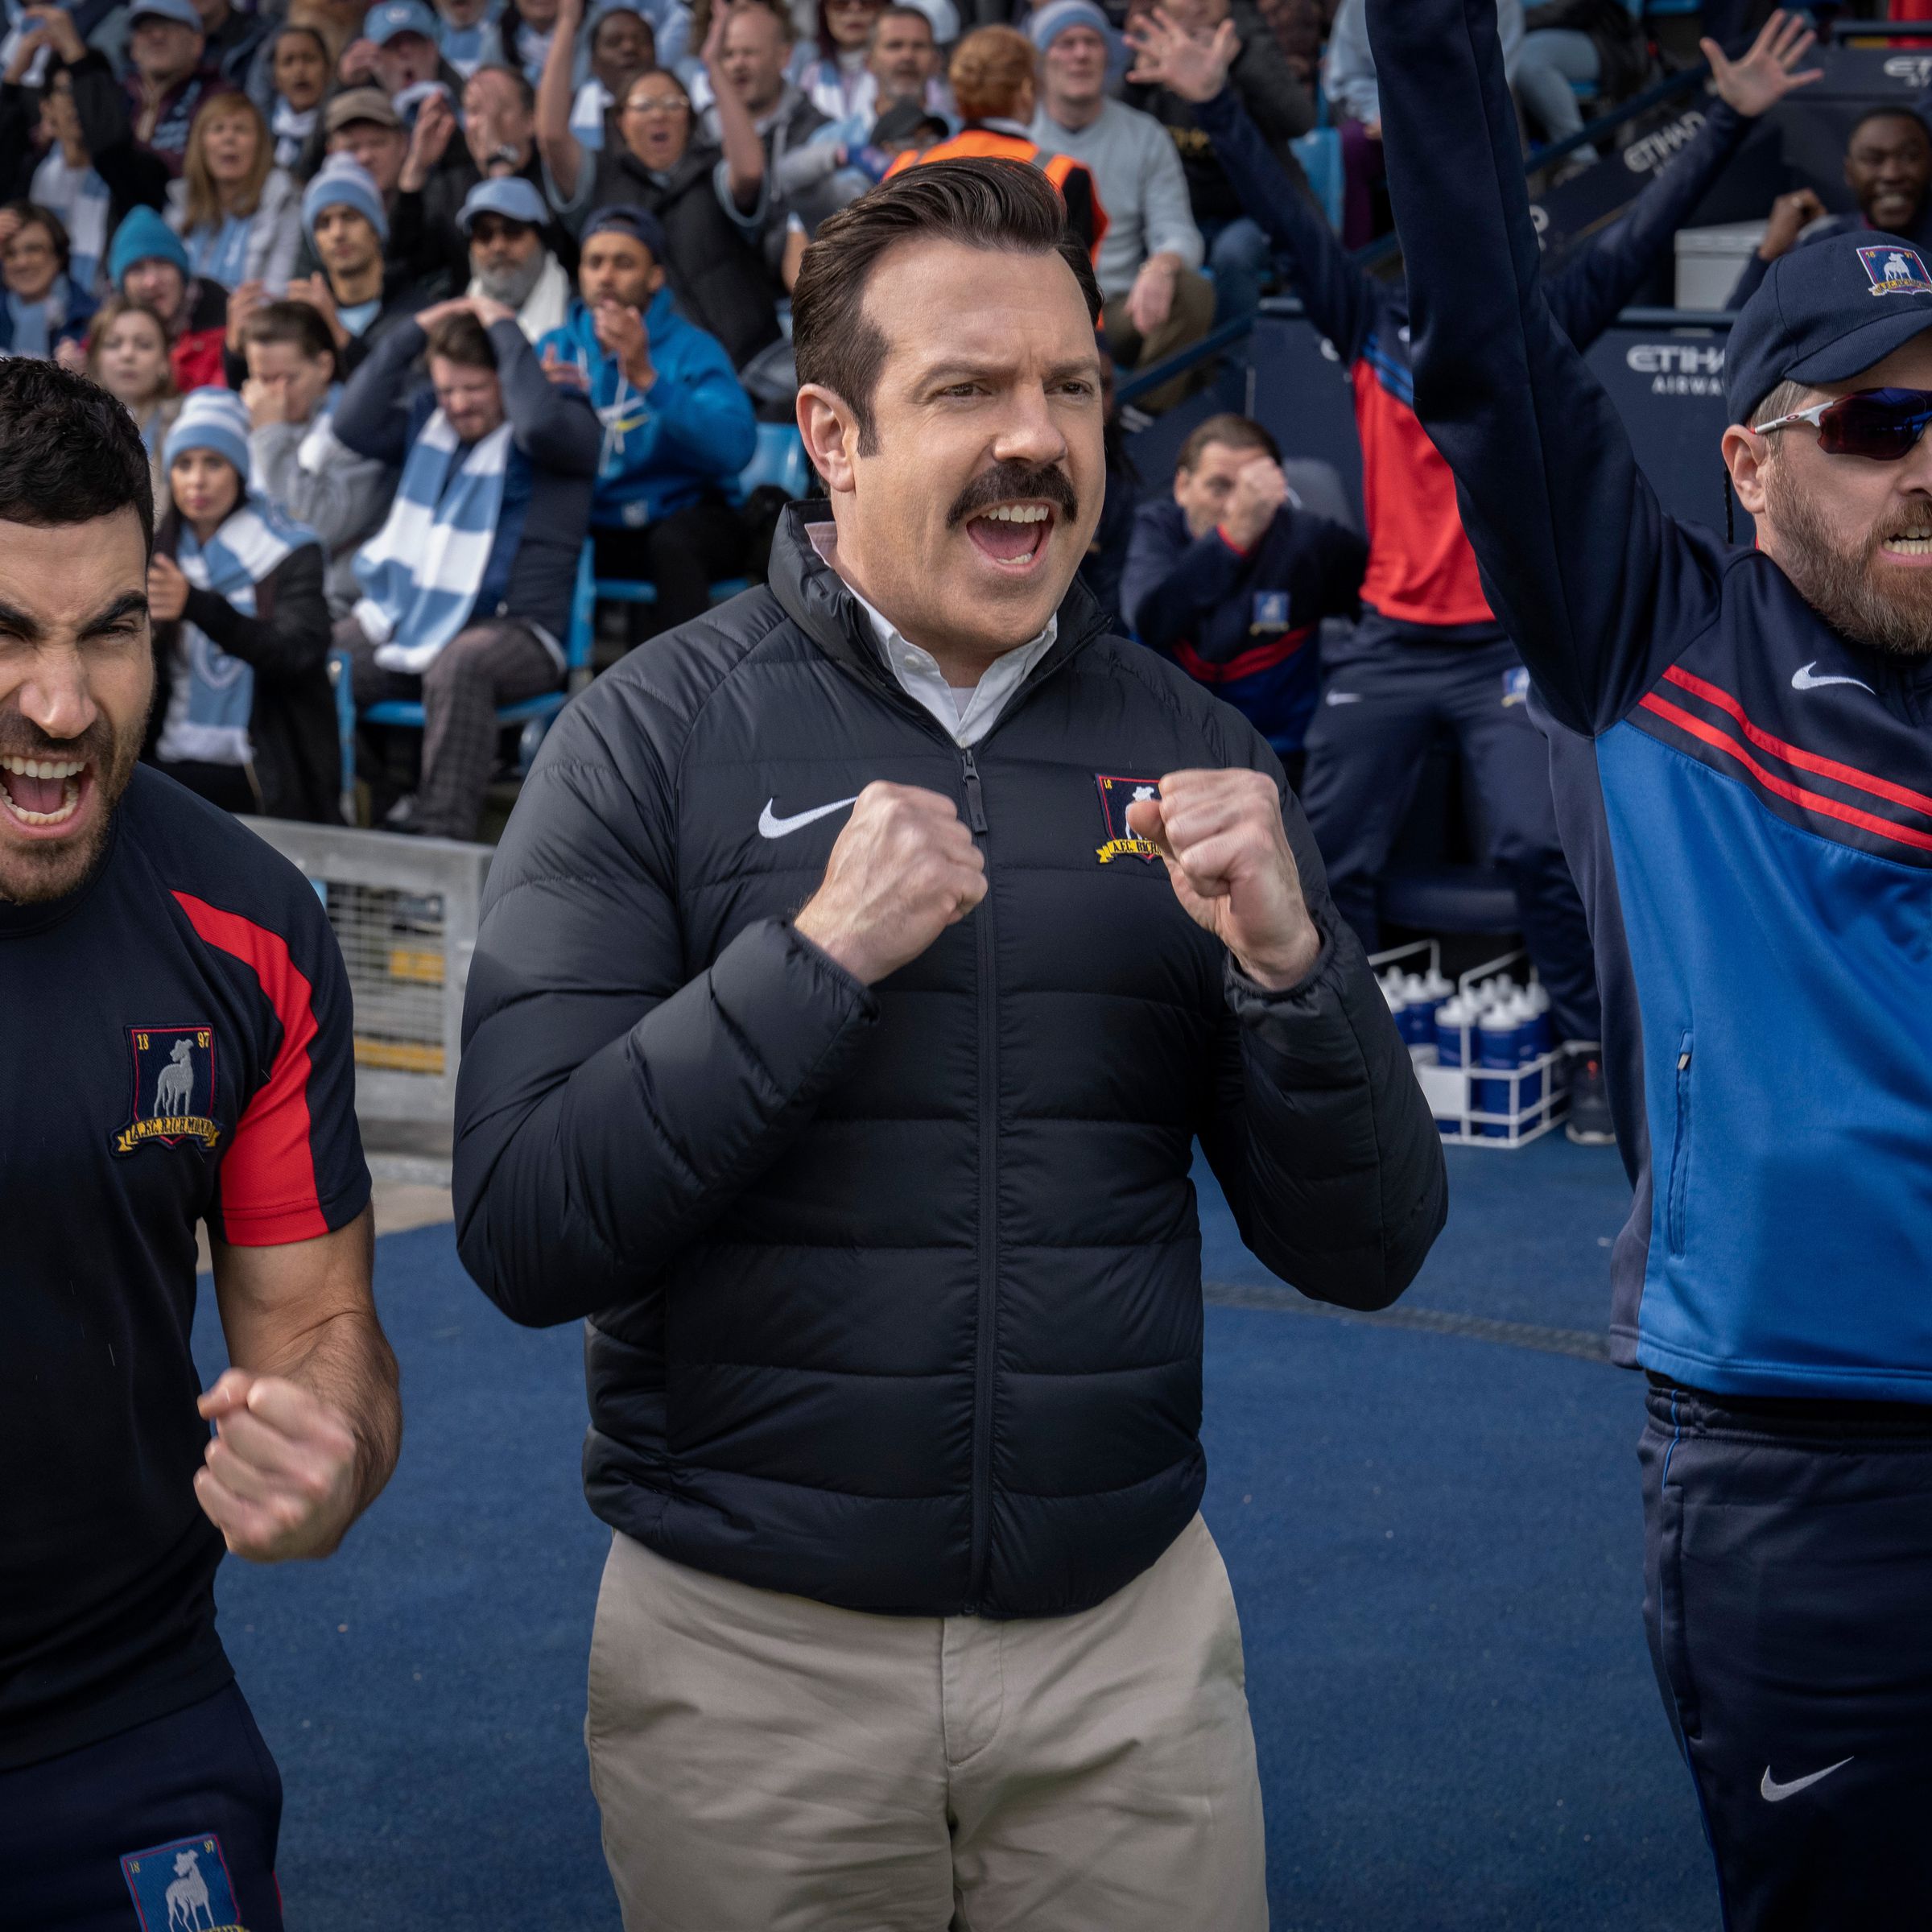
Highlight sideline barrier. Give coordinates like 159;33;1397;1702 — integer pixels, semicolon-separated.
240;817;490;1123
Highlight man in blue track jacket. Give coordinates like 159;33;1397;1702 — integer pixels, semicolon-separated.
1126;8;1820;1145
1372;0;1932;1919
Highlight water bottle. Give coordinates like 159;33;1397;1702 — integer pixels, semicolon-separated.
1399;973;1433;1046
1509;993;1543;1117
1434;996;1470;1136
1476;1003;1517;1139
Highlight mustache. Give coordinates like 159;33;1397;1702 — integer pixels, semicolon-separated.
947;460;1078;530
0;714;118;768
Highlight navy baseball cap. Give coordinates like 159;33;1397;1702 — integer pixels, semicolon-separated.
1727;229;1932;424
459;176;549;233
583;204;667;262
365;0;438;43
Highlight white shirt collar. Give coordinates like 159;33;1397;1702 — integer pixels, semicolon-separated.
807;522;1058;747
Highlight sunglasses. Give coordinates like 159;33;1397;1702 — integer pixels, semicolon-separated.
1756;386;1932;461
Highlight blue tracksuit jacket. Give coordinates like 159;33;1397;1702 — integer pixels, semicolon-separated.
1122;497;1367;756
1374;0;1932;1402
537;287;756;530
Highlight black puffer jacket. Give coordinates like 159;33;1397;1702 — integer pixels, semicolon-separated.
455;506;1446;1619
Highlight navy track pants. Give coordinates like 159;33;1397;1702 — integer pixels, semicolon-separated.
0;1682;283;1932
1641;1379;1932;1930
1300;629;1600;1041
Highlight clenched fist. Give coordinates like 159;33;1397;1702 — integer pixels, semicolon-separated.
1127;768;1321;989
794;782;987;985
196;1369;362;1562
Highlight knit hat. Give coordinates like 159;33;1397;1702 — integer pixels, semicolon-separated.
107;204;190;289
301;157;390;248
163;386;253;487
584;204;667;264
1026;0;1113;56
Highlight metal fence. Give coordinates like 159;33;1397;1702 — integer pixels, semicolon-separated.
240;818;490;1122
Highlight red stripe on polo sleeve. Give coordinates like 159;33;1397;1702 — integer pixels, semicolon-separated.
173;890;331;1244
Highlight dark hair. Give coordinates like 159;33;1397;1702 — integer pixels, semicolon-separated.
244;296;341;369
793;159;1104;452
591;6;655;53
466;60;537;112
1178;412;1279;473
0;358;154;554
2;199;70;277
424;309;497;369
1848;105;1932;151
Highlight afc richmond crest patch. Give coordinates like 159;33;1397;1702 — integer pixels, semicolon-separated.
1249;590;1290;635
113;1026;221;1157
1858;244;1932;296
120;1834;246;1932
1094;774;1163;864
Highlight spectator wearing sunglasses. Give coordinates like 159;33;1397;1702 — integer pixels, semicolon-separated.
1377;0;1932;1915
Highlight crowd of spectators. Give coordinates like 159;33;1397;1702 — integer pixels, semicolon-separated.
0;0;1901;857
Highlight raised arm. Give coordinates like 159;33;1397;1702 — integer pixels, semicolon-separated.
1546;11;1820;349
535;0;589;205
489;311;601;472
328;316;426;466
1365;0;1719;733
1127;12;1376;361
700;4;766;214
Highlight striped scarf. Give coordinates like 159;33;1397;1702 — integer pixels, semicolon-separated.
352;411;513;673
156;500;311;767
31;151;111;295
270;97;316;170
184;211;252;291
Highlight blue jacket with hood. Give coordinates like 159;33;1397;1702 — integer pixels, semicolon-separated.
537;287;756;531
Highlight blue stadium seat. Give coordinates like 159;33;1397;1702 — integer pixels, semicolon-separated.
341;544;597;815
594;421;809;610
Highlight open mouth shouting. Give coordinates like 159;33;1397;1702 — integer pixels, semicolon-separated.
0;750;94;836
965;500;1057;571
949;461;1079;579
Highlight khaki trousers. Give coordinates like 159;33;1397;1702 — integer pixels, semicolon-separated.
584;1514;1268;1931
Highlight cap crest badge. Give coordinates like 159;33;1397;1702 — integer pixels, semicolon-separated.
1858;245;1932;296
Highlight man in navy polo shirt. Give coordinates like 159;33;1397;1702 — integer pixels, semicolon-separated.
0;359;400;1931
1123;411;1366;786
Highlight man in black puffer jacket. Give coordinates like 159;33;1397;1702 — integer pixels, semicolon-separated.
455;158;1444;1931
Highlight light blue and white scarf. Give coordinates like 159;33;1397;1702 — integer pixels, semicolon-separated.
352;411;513;673
270;97;317;170
0;0;49;86
156;500;311;767
440;14;504;76
184;212;252;291
2;283;63;358
31;150;111;295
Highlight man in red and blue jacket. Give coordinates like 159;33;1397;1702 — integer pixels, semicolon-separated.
1126;7;1819;1141
1122;411;1366;784
1375;0;1932;1917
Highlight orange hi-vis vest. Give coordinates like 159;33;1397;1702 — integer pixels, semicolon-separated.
885;126;1109;262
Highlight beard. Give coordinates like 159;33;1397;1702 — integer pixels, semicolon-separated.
475;251;546;311
1765;464;1932;659
0;708;145;905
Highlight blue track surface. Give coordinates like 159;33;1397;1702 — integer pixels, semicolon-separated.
192;1136;1717;1930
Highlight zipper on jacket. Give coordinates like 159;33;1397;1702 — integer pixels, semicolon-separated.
964;741;997;1610
1665;1034;1692;1259
960;746;988;832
